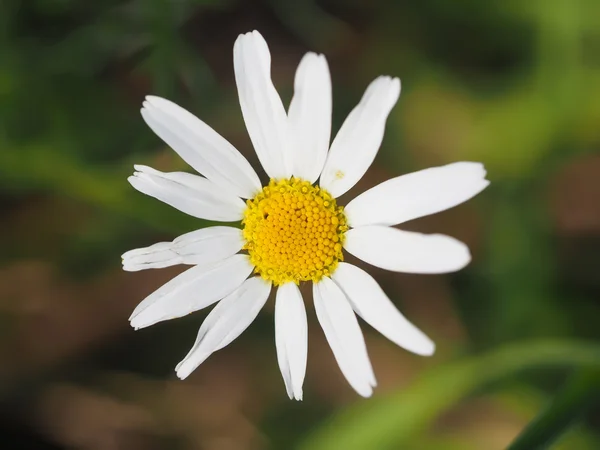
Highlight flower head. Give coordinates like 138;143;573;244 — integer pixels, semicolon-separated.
123;30;489;399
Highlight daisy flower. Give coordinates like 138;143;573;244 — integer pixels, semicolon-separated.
122;30;489;399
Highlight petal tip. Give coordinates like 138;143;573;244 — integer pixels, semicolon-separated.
237;29;261;43
175;368;188;380
414;339;436;357
460;244;472;268
423;344;436;357
129;316;149;330
176;359;200;380
132;164;149;172
357;386;374;398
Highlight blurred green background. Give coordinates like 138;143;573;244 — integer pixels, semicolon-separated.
1;0;600;449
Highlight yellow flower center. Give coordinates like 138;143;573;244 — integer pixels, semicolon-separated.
242;178;348;286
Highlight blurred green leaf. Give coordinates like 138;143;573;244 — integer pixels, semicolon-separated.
507;369;600;450
0;140;206;234
298;341;600;450
266;0;354;51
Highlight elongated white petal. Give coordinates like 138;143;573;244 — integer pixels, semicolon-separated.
122;241;177;271
129;254;253;329
275;283;308;401
344;226;471;274
332;263;435;356
345;162;489;227
121;227;244;272
287;53;332;183
128;165;246;222
141;97;261;199
234;30;290;179
176;277;271;379
319;76;400;198
313;277;376;397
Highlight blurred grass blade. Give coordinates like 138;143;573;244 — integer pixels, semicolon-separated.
507;369;600;450
298;341;600;450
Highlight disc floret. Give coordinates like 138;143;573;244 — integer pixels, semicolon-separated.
242;178;347;285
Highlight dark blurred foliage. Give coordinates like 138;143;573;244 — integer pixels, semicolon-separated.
1;0;600;449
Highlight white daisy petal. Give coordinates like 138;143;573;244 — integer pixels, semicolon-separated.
287;52;332;183
128;165;246;222
344;226;471;274
234;30;290;179
332;263;435;356
176;277;271;379
122;242;178;271
129;254;253;330
319;76;400;198
121;226;244;272
345;162;490;227
141;97;261;199
313;277;376;397
275;283;308;401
